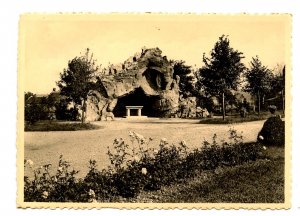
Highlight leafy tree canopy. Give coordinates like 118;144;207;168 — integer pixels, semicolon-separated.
199;35;245;97
57;48;99;106
172;60;196;98
271;65;285;95
24;92;48;124
244;56;273;96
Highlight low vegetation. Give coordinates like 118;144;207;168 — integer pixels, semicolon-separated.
199;116;265;124
24;128;283;203
199;113;270;124
25;121;102;132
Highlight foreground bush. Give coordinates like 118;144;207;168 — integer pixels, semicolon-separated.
24;156;87;202
257;116;285;146
24;129;267;202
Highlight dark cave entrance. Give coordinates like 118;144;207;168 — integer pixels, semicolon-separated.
113;88;160;117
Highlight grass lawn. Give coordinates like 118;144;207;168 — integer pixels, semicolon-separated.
25;120;103;131
199;112;273;124
133;146;284;203
199;116;266;124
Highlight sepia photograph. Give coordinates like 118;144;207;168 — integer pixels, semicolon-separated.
17;13;291;208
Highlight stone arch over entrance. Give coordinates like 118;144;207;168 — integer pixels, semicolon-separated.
84;48;181;121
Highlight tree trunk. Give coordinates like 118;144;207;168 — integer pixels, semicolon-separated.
81;99;86;124
222;92;225;121
282;90;285;115
258;91;261;117
81;111;84;123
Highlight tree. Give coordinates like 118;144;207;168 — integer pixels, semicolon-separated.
271;65;285;114
47;88;60;108
55;98;79;121
25;92;39;124
24;92;48;124
173;60;196;98
25;91;34;101
244;56;273;116
57;48;99;123
198;35;245;120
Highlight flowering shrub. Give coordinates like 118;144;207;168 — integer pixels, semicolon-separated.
24;155;87;202
112;161;147;198
181;129;265;174
82;160;117;202
24;129;267;202
142;139;189;190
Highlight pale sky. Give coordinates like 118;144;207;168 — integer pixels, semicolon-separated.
20;14;291;94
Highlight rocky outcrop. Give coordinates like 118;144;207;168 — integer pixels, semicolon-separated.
196;106;210;118
174;96;209;118
84;48;180;121
176;96;196;118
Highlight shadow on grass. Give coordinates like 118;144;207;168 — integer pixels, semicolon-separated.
25;121;104;132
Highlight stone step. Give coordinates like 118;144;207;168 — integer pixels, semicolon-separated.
123;116;148;120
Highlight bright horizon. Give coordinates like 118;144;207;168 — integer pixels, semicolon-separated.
20;14;291;94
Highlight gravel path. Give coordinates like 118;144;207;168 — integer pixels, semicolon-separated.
24;118;265;178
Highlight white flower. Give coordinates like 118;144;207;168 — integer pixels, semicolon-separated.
263;146;267;150
88;189;97;202
259;135;264;140
88;189;96;197
44;164;51;171
57;166;63;172
25;159;34;167
153;149;159;154
129;131;134;137
180;140;187;148
134;132;145;143
160;138;167;146
161;138;167;142
42;191;48;199
141;167;147;175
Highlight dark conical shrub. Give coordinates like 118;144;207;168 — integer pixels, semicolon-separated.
257;116;285;146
